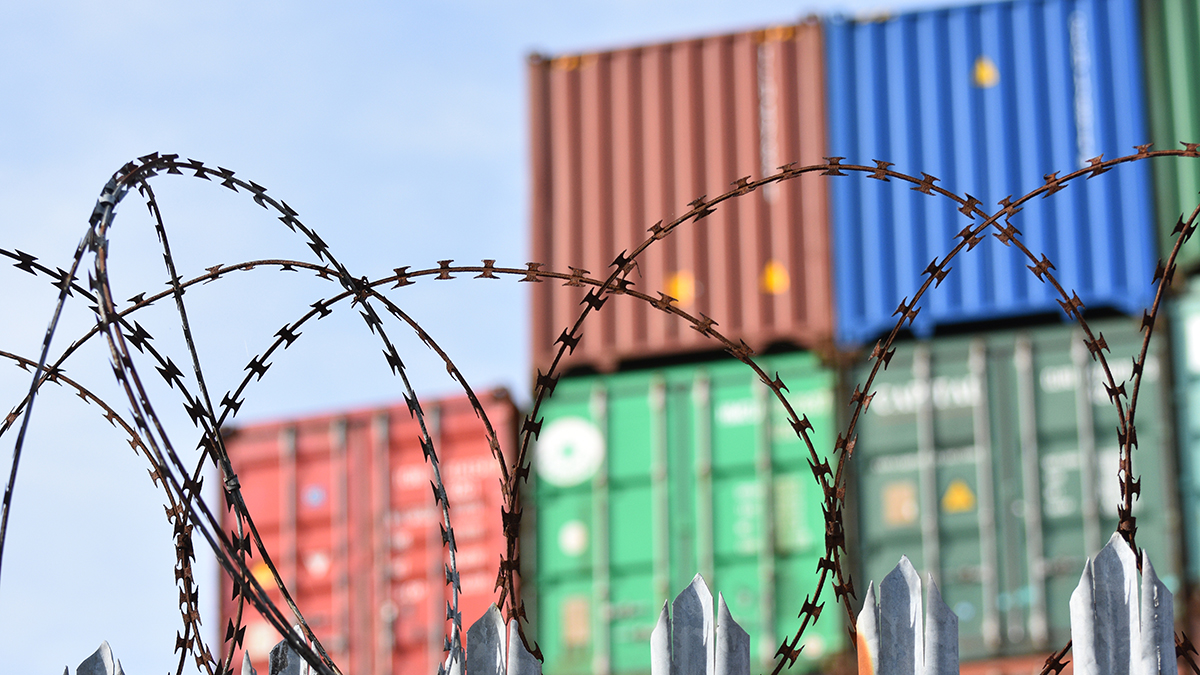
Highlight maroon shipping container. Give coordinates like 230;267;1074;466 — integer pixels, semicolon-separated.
528;21;834;375
219;390;518;675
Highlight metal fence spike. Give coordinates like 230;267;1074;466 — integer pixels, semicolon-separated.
77;641;122;675
241;651;258;675
651;600;671;675
267;626;310;675
466;604;506;675
1071;554;1099;675
857;581;880;675
1073;533;1140;675
715;593;750;675
1139;554;1174;675
923;576;958;675
1094;533;1139;675
672;574;715;675
879;556;922;675
507;619;542;675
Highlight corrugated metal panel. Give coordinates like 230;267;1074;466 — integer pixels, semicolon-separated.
852;318;1180;660
1143;0;1200;272
218;391;517;675
826;0;1156;349
528;23;833;375
531;352;844;674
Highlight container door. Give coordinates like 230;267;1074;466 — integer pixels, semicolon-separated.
1174;284;1200;585
535;355;846;674
606;375;659;673
705;353;841;670
534;378;606;675
855;319;1180;661
666;375;698;595
765;356;841;667
707;365;773;663
858;337;998;658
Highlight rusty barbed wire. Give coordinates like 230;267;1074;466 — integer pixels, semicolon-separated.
0;154;478;675
510;143;1200;674
2;144;1199;675
106;155;476;675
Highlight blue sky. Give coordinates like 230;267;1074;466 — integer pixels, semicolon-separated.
0;1;948;672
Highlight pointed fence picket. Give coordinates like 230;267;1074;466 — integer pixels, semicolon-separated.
237;606;540;675
63;642;125;675
855;555;958;675
1069;532;1175;675
650;573;751;675
60;537;1181;675
857;534;1177;675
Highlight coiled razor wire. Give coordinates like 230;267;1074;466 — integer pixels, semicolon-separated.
0;146;1198;675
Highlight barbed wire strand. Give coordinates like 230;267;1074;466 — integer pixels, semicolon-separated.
2;145;1198;674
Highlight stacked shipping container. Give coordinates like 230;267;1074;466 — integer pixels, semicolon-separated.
826;1;1188;669
219;392;518;675
527;20;850;675
1145;0;1200;647
1143;0;1200;272
531;353;842;673
852;318;1180;660
825;0;1156;349
527;21;835;375
216;0;1200;672
1145;0;1200;619
529;0;1189;673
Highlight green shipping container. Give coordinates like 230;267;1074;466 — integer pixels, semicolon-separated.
1144;0;1200;271
853;318;1181;661
1171;281;1200;584
531;352;844;674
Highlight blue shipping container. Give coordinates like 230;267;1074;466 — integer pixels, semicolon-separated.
825;0;1156;349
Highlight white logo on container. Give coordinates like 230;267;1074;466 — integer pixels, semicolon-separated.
536;417;605;487
558;520;589;557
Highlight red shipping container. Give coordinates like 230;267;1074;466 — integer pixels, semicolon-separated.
218;390;518;675
528;21;834;375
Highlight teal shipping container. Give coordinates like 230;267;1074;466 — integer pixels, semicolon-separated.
853;318;1180;661
530;352;845;674
1171;282;1200;587
1143;0;1200;272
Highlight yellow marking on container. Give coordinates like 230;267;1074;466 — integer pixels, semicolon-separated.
883;481;919;526
760;260;791;295
251;561;275;586
562;595;591;647
757;25;797;43
551;55;581;71
942;478;977;513
973;55;1000;88
666;270;696;307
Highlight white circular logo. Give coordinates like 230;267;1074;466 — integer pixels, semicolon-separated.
558;520;589;557
537;416;605;487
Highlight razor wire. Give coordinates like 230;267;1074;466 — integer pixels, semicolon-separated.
0;146;1197;675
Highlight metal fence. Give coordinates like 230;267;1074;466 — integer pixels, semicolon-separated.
649;575;751;675
64;642;125;675
1070;534;1175;675
854;532;1177;675
855;556;958;675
